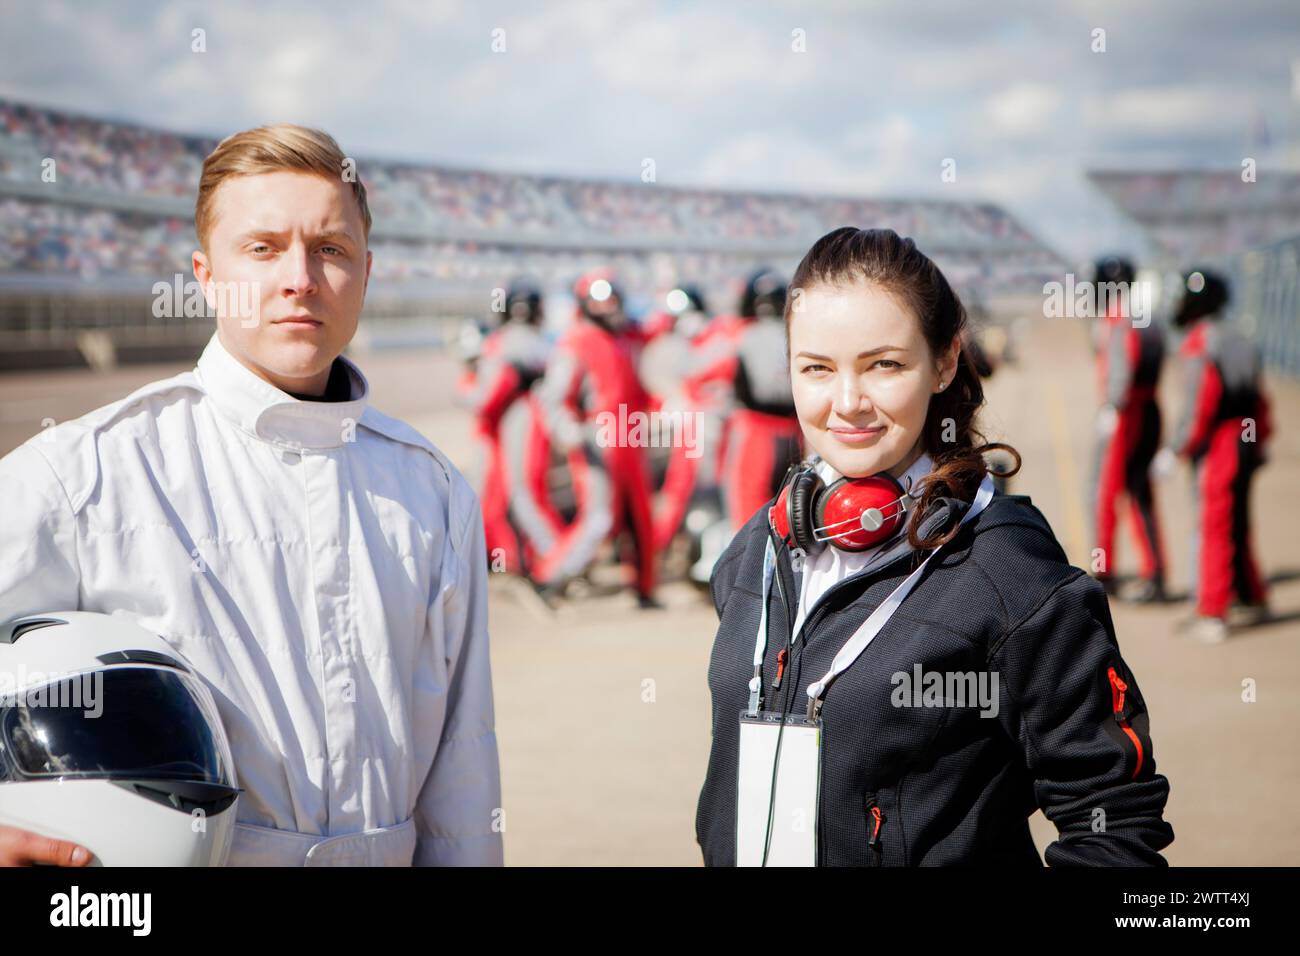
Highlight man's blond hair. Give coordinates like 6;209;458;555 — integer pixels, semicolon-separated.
195;124;371;251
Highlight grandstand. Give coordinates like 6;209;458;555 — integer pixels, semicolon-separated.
0;99;1064;369
1087;169;1300;265
1088;169;1300;377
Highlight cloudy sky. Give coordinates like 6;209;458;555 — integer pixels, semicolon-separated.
2;0;1298;261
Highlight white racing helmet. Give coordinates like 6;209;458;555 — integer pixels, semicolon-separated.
0;612;240;866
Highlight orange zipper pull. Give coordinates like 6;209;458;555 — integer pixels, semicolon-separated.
1107;665;1144;779
867;804;885;848
1108;665;1128;714
772;647;788;690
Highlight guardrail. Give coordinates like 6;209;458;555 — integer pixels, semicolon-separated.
1232;232;1300;378
0;279;479;371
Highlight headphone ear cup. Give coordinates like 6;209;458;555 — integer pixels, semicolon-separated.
820;473;909;551
787;469;822;553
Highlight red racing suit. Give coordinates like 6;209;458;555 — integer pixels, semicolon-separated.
1092;304;1167;584
533;316;658;598
644;313;742;550
1171;318;1273;618
721;316;803;531
459;321;560;576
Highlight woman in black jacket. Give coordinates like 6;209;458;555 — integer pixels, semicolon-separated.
695;227;1174;866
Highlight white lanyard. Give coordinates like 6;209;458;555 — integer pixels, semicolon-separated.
803;475;994;719
746;537;777;715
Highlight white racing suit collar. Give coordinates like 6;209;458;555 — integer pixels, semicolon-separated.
195;332;370;451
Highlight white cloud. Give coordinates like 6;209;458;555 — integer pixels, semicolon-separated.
692;130;873;194
1082;84;1240;135
983;83;1064;136
582;7;815;95
843;114;919;155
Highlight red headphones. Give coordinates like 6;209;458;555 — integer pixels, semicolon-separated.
769;460;913;553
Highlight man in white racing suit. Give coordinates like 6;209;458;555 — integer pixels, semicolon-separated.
0;124;502;867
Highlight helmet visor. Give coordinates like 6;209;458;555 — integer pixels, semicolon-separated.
0;667;234;786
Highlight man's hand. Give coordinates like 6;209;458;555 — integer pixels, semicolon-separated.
1151;446;1177;480
1096;404;1119;439
0;825;92;867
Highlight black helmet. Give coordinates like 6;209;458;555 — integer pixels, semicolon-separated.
1172;268;1229;328
666;285;708;317
503;279;544;325
1093;256;1136;286
740;268;787;319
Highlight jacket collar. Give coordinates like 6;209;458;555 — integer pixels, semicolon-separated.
195;332;370;450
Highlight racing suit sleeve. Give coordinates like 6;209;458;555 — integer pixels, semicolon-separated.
462;352;524;431
412;477;504;866
534;345;585;452
683;334;740;394
1171;349;1221;459
0;441;81;622
990;572;1174;865
1105;323;1134;409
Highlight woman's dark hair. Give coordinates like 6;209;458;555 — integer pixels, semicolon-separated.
783;226;1021;549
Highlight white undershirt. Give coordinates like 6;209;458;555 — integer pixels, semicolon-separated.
789;452;935;642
